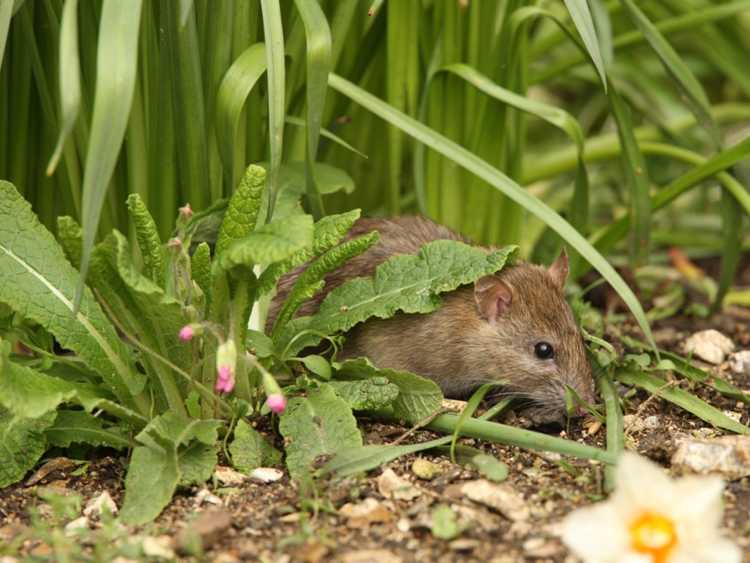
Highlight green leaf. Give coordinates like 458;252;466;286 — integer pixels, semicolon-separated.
278;161;355;196
76;0;143;309
190;242;212;300
278;240;517;356
0;181;141;405
229;419;282;473
298;354;332;380
471;454;509;482
0;408;55;487
327;73;657;352
0;0;12;67
279;383;362;485
215;164;267;257
451;383;500;462
247;329;275;359
56;216;83;269
46;0;81;177
285;115;368;159
598;370;623;491
126;193;164;285
219;214;314;270
179;442;218;485
329;377;399;410
563;0;608;88
335;358;442;424
431;504;463;540
46;410;131;450
616;369;750;435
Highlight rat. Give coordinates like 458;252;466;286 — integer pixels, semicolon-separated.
267;216;596;423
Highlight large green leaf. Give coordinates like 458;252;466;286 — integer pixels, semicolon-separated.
277;240;517;356
0;181;141;405
0;408;55;487
229;419;281;473
215;164;267;256
46;410;131;450
279;383;362;485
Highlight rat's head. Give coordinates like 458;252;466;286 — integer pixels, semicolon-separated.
469;251;595;423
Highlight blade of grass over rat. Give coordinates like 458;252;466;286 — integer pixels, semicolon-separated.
607;84;651;267
260;0;285;221
0;0;14;74
75;0;143;311
598;371;623;492
292;0;331;220
46;0;80;178
563;0;607;89
620;0;718;146
450;383;498;463
215;43;267;192
616;370;750;435
328;73;657;352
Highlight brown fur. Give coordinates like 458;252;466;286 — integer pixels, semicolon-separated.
268;216;595;422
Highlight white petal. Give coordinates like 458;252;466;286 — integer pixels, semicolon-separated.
561;502;629;562
612;453;678;518
668;475;725;536
670;537;741;563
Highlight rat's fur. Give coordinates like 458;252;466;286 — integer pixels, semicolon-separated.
267;216;595;422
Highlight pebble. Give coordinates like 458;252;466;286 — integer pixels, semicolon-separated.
683;329;735;365
248;467;284;483
411;458;442;480
377;469;421;500
142;536;176;560
522;536;560;558
83;491;118;517
449;538;479;551
174;509;232;554
671;435;750;480
729;350;750;375
194;488;223;507
214;466;246;486
63;516;89;537
447;479;529;521
339;498;393;527
340;549;402;563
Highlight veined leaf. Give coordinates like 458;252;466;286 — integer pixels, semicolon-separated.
277;240;517;356
76;0;143;310
229;419;281;473
56;215;83;268
215;164;267;256
0;408;55;488
126;193;163;285
329;377;400;411
219;214;313;270
0;181;142;406
190;242;212;300
46;410;131;450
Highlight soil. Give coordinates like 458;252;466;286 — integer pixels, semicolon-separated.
1;312;750;562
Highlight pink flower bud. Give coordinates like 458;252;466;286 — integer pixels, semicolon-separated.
215;364;235;394
179;203;193;219
167;237;182;249
179;325;195;342
266;393;287;414
215;340;237;395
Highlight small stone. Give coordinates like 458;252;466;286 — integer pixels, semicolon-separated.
449;538;479;551
248;467;284;483
142;536;176;560
585;420;602;436
377;469;420;500
671;435;750;480
448;479;529;521
411;458;442;480
212;554;240;563
174;509;232;554
522;537;560;558
339;549;402;563
25;457;77;486
453;505;502;532
683;329;735;365
64;517;89;537
642;415;661;429
83;490;118;517
339;498;392;528
194;488;223;507
214;466;246;486
729;350;750;375
0;557;20;563
396;518;411;533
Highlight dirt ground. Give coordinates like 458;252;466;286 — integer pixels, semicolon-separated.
1;311;750;562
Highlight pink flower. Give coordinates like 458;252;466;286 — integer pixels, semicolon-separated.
167;237;182;249
266;393;286;414
179;325;195;342
179;203;193;219
215;364;235;394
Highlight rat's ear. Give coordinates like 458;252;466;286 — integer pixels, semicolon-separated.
474;275;512;322
548;249;569;289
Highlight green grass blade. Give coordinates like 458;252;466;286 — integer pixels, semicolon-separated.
285;115;367;159
46;0;80;177
328;72;656;352
75;0;143;310
616;369;750;435
563;0;607;89
716;192;743;311
598;370;623;492
293;0;331;220
0;0;14;69
450;383;497;463
260;0;285;221
215;42;267;192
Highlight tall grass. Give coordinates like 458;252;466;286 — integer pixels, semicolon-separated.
1;0;749;315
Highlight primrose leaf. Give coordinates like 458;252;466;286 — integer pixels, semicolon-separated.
279;384;362;486
229;419;282;473
431;504;464;540
0;408;56;487
299;355;332;380
257;209;362;296
336;358;443;424
471;454;509;482
0;181;138;403
215;164;267;256
179;442;218;485
218;214;314;270
190;242;212;300
329;377;399;410
277;161;355;196
56;216;83;268
46;410;131;450
277;241;517;355
126;193;164;285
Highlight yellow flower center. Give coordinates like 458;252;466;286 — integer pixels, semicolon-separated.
629;512;677;563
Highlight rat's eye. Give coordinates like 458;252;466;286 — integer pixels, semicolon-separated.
534;341;554;360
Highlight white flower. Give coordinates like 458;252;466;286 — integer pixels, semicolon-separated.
561;452;740;563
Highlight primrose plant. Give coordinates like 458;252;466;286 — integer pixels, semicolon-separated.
0;164;519;523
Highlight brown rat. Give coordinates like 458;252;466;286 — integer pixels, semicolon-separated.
268;216;596;423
